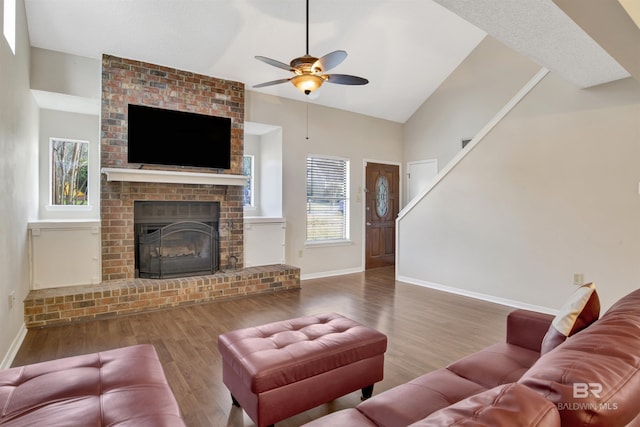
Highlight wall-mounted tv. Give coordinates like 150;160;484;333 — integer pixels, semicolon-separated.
127;104;232;170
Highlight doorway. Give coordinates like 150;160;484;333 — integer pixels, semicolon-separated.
407;159;438;202
365;162;400;269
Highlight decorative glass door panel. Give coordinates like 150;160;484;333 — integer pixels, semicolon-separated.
375;175;389;217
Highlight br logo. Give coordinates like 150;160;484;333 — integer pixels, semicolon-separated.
573;382;602;398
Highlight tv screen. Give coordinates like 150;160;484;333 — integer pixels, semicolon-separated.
127;104;232;169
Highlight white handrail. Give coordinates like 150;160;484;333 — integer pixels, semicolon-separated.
397;67;549;220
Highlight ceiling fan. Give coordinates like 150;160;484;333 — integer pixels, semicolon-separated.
253;0;369;95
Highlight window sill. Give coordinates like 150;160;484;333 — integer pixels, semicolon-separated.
304;239;353;248
28;219;101;230
46;204;93;211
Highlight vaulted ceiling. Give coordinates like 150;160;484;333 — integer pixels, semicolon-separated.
24;0;640;123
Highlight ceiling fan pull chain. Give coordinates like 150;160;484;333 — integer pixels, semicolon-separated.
306;99;310;140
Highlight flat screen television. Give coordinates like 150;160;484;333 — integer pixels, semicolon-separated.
127;104;232;169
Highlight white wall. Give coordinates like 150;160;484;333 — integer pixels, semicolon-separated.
259;128;283;218
31;47;101;98
246;93;403;277
404;37;540;188
244;124;283;218
30;47;101;116
0;0;40;366
398;69;640;312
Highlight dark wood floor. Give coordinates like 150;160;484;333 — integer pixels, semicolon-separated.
13;267;514;427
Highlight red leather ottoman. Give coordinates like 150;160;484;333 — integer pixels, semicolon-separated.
218;312;387;427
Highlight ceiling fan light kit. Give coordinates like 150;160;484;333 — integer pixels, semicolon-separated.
253;0;368;96
292;74;325;95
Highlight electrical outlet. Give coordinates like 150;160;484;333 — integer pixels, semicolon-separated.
573;273;584;286
8;291;16;309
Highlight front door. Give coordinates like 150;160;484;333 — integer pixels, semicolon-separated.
365;162;400;269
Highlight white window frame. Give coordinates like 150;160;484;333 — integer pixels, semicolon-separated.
48;137;91;210
305;154;350;245
3;0;16;54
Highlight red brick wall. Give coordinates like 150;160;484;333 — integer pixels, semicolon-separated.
100;55;245;282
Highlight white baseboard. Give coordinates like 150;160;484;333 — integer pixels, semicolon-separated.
397;275;557;315
1;323;27;369
301;267;363;281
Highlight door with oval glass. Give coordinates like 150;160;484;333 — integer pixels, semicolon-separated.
365;162;399;269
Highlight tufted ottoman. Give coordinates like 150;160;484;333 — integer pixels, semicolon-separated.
218;312;387;427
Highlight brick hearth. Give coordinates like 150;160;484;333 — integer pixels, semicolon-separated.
24;265;300;328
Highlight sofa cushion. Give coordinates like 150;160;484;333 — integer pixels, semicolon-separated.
519;288;640;426
299;408;379;427
447;342;540;389
408;383;561;427
356;368;487;427
540;282;600;354
0;344;184;427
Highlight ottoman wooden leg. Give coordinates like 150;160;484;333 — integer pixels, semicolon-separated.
361;384;374;400
230;394;274;426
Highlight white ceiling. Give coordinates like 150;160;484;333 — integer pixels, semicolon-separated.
24;0;632;123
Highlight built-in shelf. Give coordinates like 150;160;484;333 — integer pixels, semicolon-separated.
101;168;248;186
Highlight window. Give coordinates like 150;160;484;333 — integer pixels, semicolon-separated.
50;138;89;206
3;0;16;54
306;155;349;242
242;155;254;207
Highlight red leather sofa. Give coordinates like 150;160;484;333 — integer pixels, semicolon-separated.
303;288;640;426
0;344;185;426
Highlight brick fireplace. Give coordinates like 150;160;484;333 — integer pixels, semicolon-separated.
22;56;300;329
100;55;245;282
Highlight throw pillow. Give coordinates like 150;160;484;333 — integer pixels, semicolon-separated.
540;282;600;355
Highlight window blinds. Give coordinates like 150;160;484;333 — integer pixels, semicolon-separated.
306;156;349;241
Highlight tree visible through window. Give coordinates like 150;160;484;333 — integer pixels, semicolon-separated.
51;138;89;206
242;155;254;207
306;156;349;241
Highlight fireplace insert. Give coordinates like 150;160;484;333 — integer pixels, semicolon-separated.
138;221;218;279
134;201;220;279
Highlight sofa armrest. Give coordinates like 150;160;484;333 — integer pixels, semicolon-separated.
506;309;554;353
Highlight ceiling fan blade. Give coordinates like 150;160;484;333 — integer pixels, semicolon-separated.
255;56;294;72
253;78;291;88
314;50;347;72
325;74;369;85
